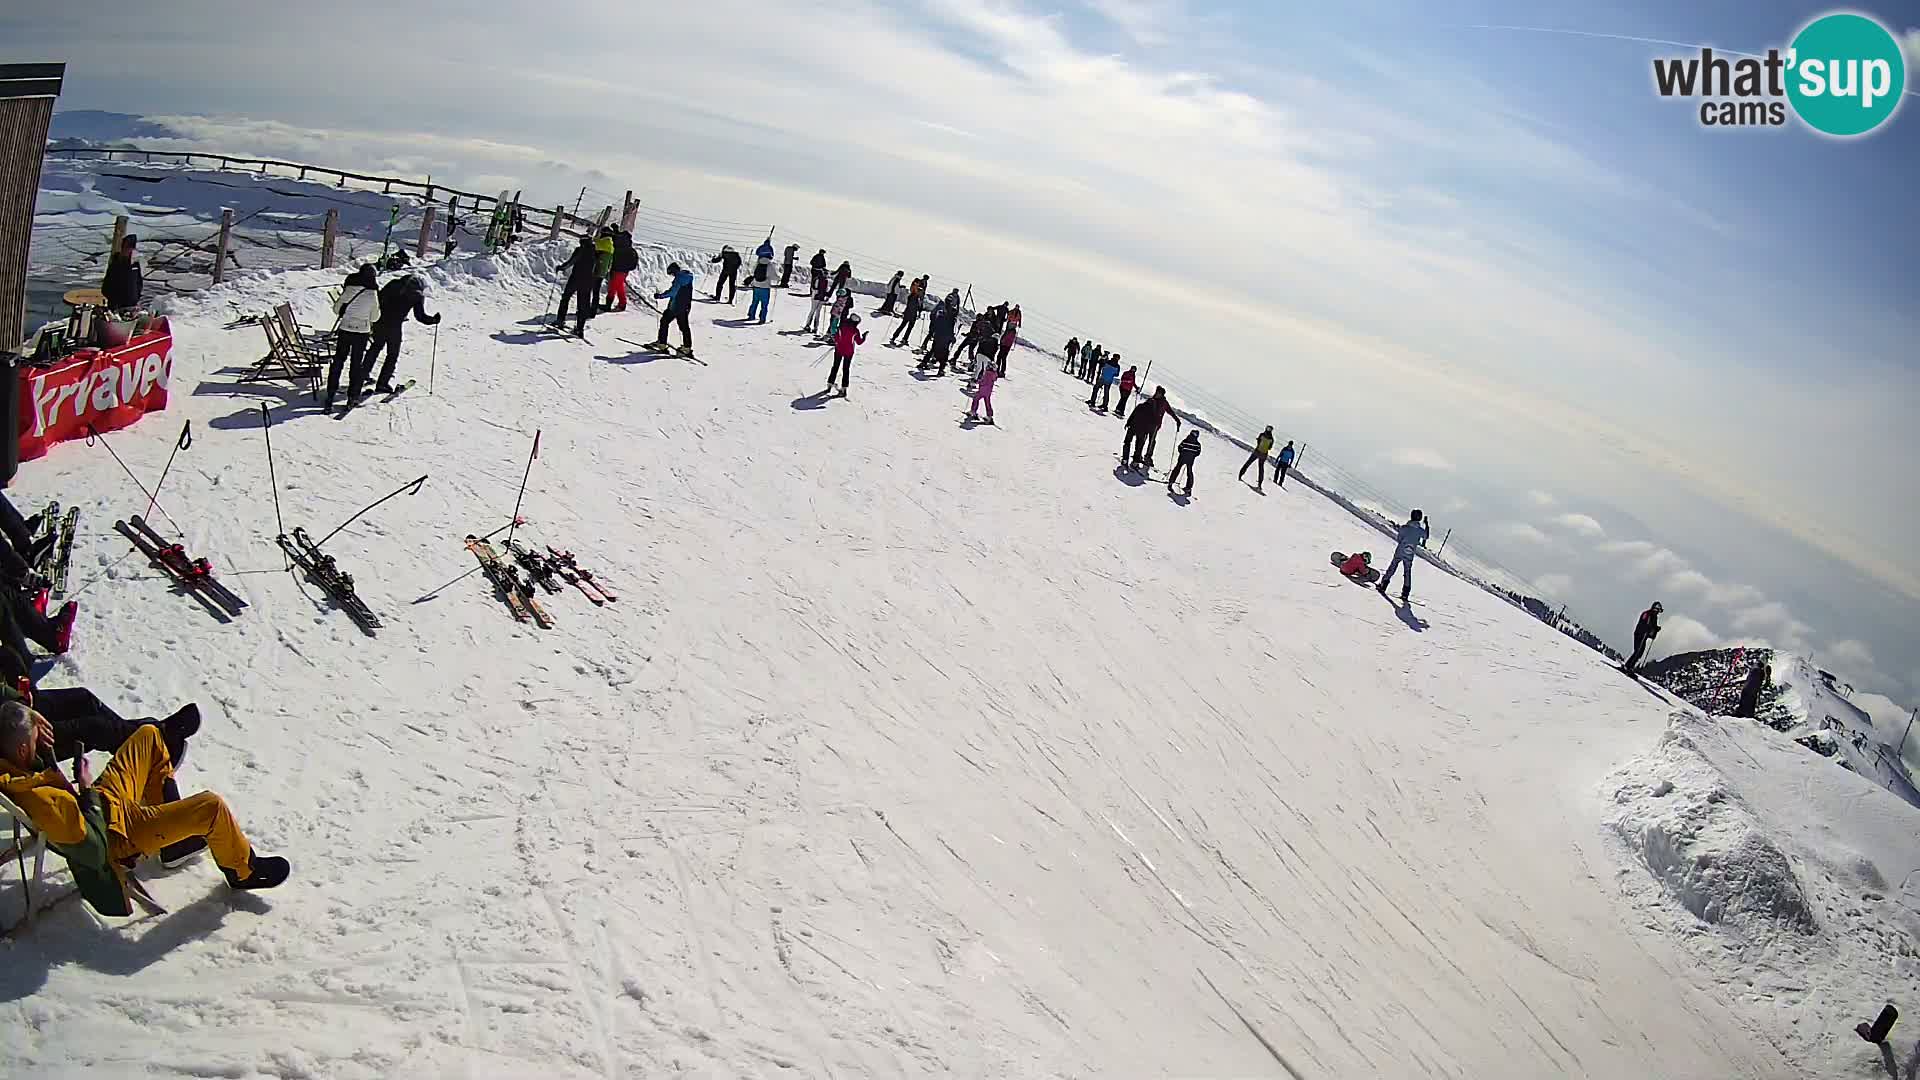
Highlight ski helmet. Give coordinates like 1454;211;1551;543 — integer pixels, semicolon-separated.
1411;509;1423;521
845;312;861;325
666;262;680;275
1651;601;1664;613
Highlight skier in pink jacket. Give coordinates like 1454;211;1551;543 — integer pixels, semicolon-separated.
967;363;999;424
827;313;866;396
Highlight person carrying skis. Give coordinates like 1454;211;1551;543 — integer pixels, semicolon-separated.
967;361;999;423
1;701;292;899
363;273;441;395
1376;510;1430;603
1275;440;1297;487
878;271;904;316
827;312;866;396
1115;365;1138;419
606;229;638;311
327;264;380;414
747;240;776;323
890;277;926;346
552;235;599;338
100;233;144;313
1241;425;1275;490
1064;337;1080;373
710;245;742;304
1087;354;1118;410
781;243;800;288
803;270;831;334
1167;429;1202;496
1122;387;1181;472
1623;602;1663;675
649;262;696;352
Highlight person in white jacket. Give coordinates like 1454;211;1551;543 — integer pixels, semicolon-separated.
328;264;380;415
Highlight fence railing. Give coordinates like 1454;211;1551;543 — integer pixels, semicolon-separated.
28;147;1619;657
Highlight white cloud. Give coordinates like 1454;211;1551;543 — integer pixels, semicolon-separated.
1526;490;1556;507
1597;539;1656;557
1550;512;1605;537
1657;615;1723;656
1828;639;1876;671
1440;495;1471;513
1703;580;1763;608
1387;447;1456;470
1533;573;1573;597
1728;602;1813;654
1495;522;1552;545
1625;548;1689;582
1662;569;1713;596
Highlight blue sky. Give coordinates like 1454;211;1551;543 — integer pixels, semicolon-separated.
7;0;1918;706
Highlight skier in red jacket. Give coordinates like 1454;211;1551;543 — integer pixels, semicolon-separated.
827;313;866;397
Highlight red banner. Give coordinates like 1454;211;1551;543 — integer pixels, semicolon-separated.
17;320;174;462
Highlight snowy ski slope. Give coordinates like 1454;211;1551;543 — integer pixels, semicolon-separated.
1;244;1913;1078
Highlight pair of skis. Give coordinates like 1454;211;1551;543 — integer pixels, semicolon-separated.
115;515;247;618
505;540;620;606
465;536;551;628
466;535;620;626
277;528;380;632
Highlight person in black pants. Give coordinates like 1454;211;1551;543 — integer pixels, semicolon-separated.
1623;602;1662;674
710;246;742;303
780;244;799;288
364;274;441;394
553;236;599;337
0;494;50;579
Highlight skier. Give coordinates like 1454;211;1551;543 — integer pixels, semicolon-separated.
746;240;776;323
1087;355;1118;410
710;245;742;304
99;233;144;312
1733;659;1771;718
809;249;828;293
1622;602;1663;675
995;321;1017;375
1083;343;1101;383
1064;337;1080;373
1007;304;1022;332
1376;510;1430;603
1167;429;1202;496
890;277;926;345
967;362;999;423
648;262;696;353
364;273;442;395
921;291;960;374
824;280;853;343
1338;551;1374;581
1240;426;1275;490
1;702;291;895
552;235;599;339
1122;387;1181;472
1115;364;1138;419
1275;440;1297;487
831;260;853;293
878;270;904;316
592;227;615;309
780;243;800;288
827;312;866;396
2;684;205;864
605;229;638;311
803;271;830;334
327;263;380;414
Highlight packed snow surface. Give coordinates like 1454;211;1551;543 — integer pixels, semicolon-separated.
2;244;1914;1078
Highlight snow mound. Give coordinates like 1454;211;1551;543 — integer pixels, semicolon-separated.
1608;719;1819;934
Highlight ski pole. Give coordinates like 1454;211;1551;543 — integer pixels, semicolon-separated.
505;429;540;548
429;322;439;395
85;424;187;537
313;475;429;550
144;419;192;521
259;403;286;568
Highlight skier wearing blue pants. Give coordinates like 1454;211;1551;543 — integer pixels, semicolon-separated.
746;240;775;323
1377;510;1430;602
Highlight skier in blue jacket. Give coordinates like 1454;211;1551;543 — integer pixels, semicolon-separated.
1087;356;1120;411
1275;440;1297;487
1376;510;1430;603
648;262;696;352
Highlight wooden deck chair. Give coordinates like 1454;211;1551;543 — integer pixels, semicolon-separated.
1;791;51;931
275;302;335;358
246;317;316;393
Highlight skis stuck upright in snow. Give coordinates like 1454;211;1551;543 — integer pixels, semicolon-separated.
116;516;247;618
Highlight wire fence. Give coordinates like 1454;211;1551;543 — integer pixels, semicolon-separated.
26;150;1614;657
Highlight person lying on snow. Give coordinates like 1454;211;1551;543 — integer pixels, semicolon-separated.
1;701;289;911
1339;551;1373;579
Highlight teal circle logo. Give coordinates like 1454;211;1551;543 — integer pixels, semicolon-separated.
1786;12;1906;136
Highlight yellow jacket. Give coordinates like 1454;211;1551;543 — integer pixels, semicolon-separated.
0;762;87;846
1256;432;1275;455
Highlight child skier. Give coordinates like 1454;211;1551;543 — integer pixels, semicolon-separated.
828;313;866;396
1167;429;1202;496
967;362;999;423
823;282;853;342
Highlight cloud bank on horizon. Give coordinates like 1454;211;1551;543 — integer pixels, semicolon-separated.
7;0;1916;699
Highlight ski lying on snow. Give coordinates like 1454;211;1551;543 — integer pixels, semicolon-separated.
279;528;380;632
117;516;248;616
547;546;616;603
465;536;551;628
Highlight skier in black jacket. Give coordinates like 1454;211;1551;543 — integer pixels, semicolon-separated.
100;234;144;312
809;249;828;293
780;244;800;288
710;246;742;304
364;274;441;394
553;236;599;337
1623;602;1663;675
606;230;639;311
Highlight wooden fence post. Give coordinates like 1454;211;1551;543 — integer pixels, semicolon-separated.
211;208;234;284
320;208;339;269
621;190;637;232
548;205;564;242
110;215;128;254
417;206;436;258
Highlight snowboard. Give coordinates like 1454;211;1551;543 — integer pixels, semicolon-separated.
1330;551;1380;585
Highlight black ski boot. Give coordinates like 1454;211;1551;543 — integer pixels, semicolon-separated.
224;853;291;891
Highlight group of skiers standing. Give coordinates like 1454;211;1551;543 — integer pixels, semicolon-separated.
552;226;640;338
